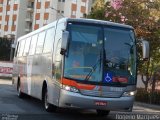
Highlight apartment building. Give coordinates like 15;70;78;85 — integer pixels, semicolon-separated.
0;0;94;41
33;0;93;30
0;0;34;41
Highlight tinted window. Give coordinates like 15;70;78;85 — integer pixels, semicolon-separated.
23;37;31;56
19;40;25;57
15;42;19;57
64;24;102;81
36;31;46;54
29;34;38;55
43;27;55;53
17;42;21;57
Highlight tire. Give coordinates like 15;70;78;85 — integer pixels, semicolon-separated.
43;88;57;112
96;110;110;116
17;82;25;98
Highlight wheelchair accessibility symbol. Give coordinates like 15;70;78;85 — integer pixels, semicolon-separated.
104;72;112;83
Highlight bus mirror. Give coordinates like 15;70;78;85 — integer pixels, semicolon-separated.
60;31;69;55
142;40;149;60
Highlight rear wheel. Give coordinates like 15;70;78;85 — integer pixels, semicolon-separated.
17;81;25;98
43;88;57;112
96;110;110;116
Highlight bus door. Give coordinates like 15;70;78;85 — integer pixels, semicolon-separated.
51;22;65;106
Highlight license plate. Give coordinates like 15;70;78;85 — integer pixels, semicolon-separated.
95;101;107;106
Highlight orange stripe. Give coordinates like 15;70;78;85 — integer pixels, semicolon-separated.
61;77;95;90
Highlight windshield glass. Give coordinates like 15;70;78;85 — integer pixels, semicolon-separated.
64;23;103;82
64;23;136;85
103;28;136;85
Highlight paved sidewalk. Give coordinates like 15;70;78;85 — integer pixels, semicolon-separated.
0;79;12;85
134;102;160;111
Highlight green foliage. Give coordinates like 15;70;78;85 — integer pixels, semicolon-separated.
0;37;12;61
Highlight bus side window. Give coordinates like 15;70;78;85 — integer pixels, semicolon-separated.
15;42;19;57
43;27;55;53
29;34;38;55
19;39;26;57
36;31;46;54
23;37;31;56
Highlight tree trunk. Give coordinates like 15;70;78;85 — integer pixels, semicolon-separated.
151;72;156;93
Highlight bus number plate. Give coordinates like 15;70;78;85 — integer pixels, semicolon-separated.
95;101;107;106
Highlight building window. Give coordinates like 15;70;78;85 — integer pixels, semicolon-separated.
35;13;40;20
81;6;86;13
45;1;50;9
71;4;77;11
0;7;2;12
0;0;3;4
36;2;41;9
13;4;18;11
5;15;9;21
44;13;49;20
12;14;17;21
11;25;16;31
34;24;39;30
6;5;10;11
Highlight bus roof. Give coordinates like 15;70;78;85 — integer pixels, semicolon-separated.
17;18;134;42
67;18;134;29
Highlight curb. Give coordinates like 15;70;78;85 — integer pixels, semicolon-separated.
134;102;160;110
0;77;12;80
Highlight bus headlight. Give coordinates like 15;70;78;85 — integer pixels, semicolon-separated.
62;85;79;93
122;91;137;97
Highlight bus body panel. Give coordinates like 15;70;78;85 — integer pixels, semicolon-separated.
59;89;134;111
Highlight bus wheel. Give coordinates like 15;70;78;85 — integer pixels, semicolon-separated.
44;88;57;112
17;81;24;98
96;110;110;116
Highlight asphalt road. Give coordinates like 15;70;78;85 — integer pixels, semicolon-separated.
0;79;160;120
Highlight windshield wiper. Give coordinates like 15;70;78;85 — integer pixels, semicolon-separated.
84;50;102;81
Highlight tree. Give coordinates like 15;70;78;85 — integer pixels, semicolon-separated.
88;0;160;91
0;37;12;61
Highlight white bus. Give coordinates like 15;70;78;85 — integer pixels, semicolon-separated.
12;18;149;116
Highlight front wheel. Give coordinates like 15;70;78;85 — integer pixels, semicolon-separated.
96;110;110;116
43;88;57;112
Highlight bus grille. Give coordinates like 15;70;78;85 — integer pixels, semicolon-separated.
80;90;122;98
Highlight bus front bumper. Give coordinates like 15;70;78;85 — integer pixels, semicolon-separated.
59;89;134;111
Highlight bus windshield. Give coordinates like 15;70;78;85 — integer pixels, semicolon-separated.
64;23;136;85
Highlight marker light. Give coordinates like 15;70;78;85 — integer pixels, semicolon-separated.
62;85;79;93
122;91;137;97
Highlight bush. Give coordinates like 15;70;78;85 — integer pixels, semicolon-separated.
136;88;160;105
